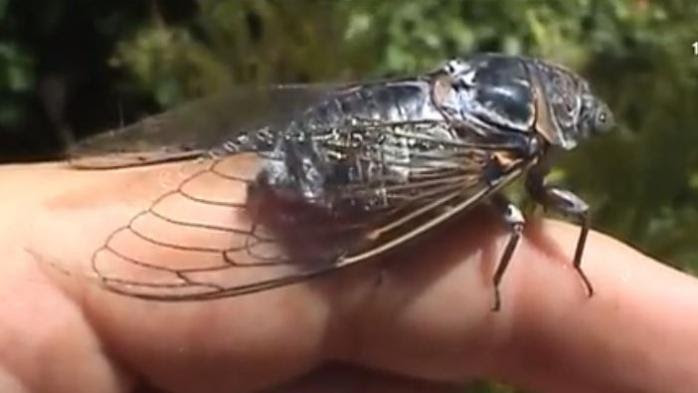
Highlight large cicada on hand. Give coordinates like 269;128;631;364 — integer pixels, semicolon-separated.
70;53;614;310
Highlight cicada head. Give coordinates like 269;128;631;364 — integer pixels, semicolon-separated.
528;58;615;150
579;90;615;137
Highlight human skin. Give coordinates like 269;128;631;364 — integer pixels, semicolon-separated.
2;160;698;393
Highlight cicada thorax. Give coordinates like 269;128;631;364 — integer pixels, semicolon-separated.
429;54;595;155
430;55;538;135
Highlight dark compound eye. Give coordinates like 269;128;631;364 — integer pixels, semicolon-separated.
594;106;615;133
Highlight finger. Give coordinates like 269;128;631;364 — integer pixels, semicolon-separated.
503;220;698;393
20;162;698;393
0;165;134;393
26;161;338;393
336;214;698;393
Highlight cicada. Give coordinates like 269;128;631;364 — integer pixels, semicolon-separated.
71;53;614;310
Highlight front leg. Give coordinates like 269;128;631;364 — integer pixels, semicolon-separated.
526;168;595;298
490;194;526;311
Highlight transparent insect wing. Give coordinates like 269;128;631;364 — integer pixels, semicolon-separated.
89;150;322;300
89;140;528;301
84;123;532;301
69;84;342;169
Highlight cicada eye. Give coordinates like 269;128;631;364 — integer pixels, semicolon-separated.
594;106;615;133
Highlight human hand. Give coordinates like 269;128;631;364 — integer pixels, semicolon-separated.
3;161;698;393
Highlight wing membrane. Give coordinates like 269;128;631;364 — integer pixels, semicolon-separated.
88;121;529;300
69;84;342;169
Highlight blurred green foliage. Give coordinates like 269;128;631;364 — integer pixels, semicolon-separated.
2;1;697;391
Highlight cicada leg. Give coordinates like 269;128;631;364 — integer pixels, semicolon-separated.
526;171;594;298
491;194;526;311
